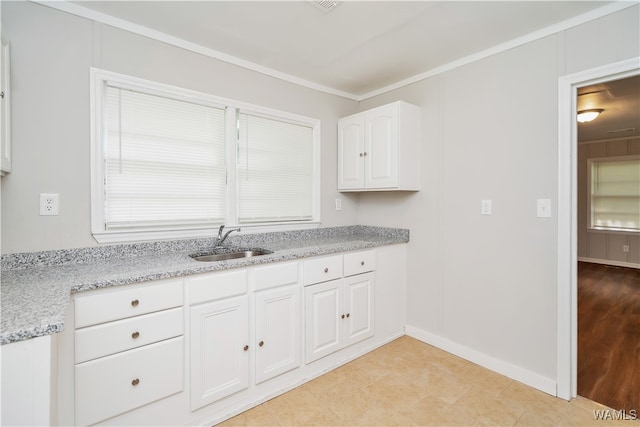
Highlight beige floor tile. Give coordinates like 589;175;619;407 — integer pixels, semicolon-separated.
455;387;524;426
216;336;634;427
218;403;279;426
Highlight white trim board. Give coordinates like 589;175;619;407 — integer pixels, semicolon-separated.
31;0;637;102
405;325;557;397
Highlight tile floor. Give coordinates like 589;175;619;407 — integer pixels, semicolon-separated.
219;336;639;426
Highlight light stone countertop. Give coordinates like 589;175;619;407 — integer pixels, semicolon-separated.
0;226;409;345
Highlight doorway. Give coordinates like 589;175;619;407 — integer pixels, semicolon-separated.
556;57;640;402
575;74;640;411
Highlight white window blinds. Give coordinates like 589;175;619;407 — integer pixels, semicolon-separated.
104;85;226;229
590;157;640;232
237;113;314;223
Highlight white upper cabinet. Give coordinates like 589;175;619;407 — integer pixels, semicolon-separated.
338;101;421;192
1;33;11;176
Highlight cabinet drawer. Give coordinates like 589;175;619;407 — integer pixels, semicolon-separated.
303;255;343;286
344;250;376;276
75;279;183;328
188;269;247;305
252;261;299;291
75;337;184;426
75;307;183;363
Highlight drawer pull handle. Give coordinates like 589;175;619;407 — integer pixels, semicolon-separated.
324;267;329;273
341;314;345;319
259;341;264;347
361;261;365;266
131;378;140;386
243;345;249;351
131;299;139;307
131;331;140;339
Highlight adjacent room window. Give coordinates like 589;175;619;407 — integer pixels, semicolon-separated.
588;156;640;232
91;69;320;243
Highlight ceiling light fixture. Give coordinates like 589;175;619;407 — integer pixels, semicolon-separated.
311;0;341;12
577;109;604;123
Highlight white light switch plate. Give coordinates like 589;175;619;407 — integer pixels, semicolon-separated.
481;200;492;215
537;199;551;218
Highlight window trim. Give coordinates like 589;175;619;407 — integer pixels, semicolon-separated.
586;154;640;235
90;68;321;243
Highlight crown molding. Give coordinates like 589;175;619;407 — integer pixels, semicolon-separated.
31;0;639;102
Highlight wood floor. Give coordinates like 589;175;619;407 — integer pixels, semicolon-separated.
578;261;640;413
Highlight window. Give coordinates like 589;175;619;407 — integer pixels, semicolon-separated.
91;69;320;243
237;113;314;224
588;156;640;232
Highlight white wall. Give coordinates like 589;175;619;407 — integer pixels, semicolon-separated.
356;5;639;392
0;1;358;254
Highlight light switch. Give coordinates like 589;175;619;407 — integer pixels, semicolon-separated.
481;199;492;215
537;199;551;218
335;198;342;211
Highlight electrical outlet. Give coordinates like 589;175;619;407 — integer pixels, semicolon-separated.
623;245;629;253
40;193;59;216
335;198;342;211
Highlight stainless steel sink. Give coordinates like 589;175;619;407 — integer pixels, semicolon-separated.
190;248;272;262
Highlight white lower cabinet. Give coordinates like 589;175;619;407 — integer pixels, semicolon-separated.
188;262;301;410
190;295;249;410
254;284;301;384
304;250;375;363
72;279;185;426
75;337;184;426
54;245;407;426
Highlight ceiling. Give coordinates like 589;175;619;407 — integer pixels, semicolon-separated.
56;1;638;140
578;75;640;143
65;0;622;98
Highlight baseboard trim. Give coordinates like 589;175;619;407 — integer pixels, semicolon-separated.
578;257;640;269
405;325;557;397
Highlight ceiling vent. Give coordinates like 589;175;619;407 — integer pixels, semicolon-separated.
311;0;341;13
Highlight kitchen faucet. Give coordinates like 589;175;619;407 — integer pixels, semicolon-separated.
215;225;241;247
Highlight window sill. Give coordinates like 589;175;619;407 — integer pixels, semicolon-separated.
587;227;639;236
92;222;321;244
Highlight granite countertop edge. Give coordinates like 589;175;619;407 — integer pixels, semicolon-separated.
1;225;409;345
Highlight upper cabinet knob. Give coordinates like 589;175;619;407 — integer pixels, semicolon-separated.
131;299;139;307
324;267;329;273
361;261;365;266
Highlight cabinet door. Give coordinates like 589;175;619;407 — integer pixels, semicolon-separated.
365;104;398;188
343;273;374;347
338;114;365;190
190;295;249;410
1;33;11;175
304;279;342;363
254;285;301;384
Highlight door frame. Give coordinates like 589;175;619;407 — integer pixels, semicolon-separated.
556;57;640;400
